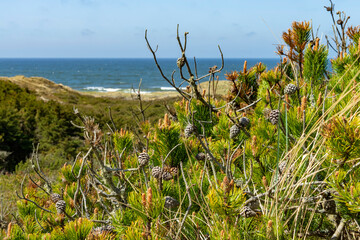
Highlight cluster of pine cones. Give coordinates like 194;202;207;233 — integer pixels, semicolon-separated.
263;108;280;125
151;166;179;181
50;193;66;214
230;117;250;139
261;83;297;126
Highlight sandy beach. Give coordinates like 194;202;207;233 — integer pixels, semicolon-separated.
0;75;230;101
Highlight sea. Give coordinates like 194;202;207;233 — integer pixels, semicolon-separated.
0;58;279;93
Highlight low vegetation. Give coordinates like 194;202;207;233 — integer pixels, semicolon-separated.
1;1;360;239
0;79;177;172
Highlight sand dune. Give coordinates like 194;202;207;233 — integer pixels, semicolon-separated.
0;75;230;101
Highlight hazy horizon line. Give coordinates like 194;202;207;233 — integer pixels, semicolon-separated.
0;57;280;59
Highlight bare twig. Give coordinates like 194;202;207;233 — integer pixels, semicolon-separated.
28;176;50;196
175;162;192;239
11;214;25;233
146;25;224;114
34;209;47;232
331;218;347;239
16;175;54;214
236;98;262;112
145;29;191;100
30;145;52;194
108;106;117;132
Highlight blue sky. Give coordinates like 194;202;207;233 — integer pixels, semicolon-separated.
0;0;358;58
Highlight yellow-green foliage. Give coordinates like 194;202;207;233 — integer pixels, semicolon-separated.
128;183;164;221
206;180;245;217
6;223;26;240
17;199;38;219
303;42;329;84
334;181;360;214
211;111;230;140
61;160;87;183
150;115;187;166
63;218;93;240
322;116;360;161
113;129;134;157
123;219;145;240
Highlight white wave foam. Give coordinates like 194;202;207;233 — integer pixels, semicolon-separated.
83;86;121;92
83;86;184;93
160;87;186;91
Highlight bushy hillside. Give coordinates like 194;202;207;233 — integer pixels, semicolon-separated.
0;80;81;172
0;78;178;173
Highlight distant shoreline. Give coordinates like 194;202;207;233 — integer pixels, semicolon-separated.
0;75;230;101
0;58;277;93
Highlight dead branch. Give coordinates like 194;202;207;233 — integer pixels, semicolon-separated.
236;98;263;113
175;161;192;239
30;145;52;194
194;122;225;172
28;176;49;196
325;0;350;56
34;209;47;232
145;29;191;100
108;106;117;133
146;25;224;113
331;218;347;239
16;175;54;214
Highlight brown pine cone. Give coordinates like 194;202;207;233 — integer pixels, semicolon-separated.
170;167;179;177
263;108;271;120
164;196;180;209
151;166;161;179
50;193;63;203
269;110;280;125
177;57;185;68
284;83;297;95
230;125;240;139
195;152;206;161
162;171;173;181
55;200;66;214
138;152;150;168
323;199;336;214
240;206;257;218
239;117;250;127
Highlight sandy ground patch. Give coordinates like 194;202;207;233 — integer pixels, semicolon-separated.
0;75;231;101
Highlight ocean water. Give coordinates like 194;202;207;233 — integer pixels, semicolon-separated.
0;58;278;92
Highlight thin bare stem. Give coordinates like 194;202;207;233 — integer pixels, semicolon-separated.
175;161;192;239
16;175;54;214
